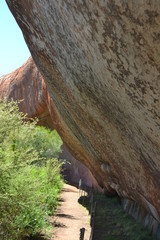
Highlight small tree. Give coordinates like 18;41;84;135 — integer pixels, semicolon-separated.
0;99;63;240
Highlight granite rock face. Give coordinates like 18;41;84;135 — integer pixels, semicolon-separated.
60;145;101;190
6;0;160;221
0;57;99;189
0;57;53;128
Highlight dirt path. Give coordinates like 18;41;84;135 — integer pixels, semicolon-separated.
52;184;91;240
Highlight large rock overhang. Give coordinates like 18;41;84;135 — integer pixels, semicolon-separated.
6;0;160;221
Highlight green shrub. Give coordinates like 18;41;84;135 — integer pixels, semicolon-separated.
0;99;63;240
31;126;62;159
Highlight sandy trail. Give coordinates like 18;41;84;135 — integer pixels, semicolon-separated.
52;184;91;240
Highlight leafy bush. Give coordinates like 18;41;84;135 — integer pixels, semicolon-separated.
31;126;62;163
0;99;63;240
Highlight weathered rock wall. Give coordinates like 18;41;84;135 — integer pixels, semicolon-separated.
6;0;160;224
0;57;52;128
60;145;101;190
122;199;160;239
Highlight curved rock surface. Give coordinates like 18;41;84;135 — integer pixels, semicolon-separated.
0;57;53;128
6;0;160;221
60;145;101;190
0;57;99;189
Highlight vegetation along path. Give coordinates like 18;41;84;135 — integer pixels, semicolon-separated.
82;192;154;240
52;184;91;240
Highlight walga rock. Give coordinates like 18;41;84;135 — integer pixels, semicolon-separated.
0;57;52;127
6;0;160;227
0;57;99;189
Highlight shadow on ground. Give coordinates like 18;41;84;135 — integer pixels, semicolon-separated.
24;234;49;240
54;222;67;228
56;213;77;219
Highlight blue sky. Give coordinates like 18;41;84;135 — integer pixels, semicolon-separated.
0;1;30;76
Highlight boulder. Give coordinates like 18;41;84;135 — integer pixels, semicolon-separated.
6;0;160;222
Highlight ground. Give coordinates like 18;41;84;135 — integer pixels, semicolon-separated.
52;184;91;240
